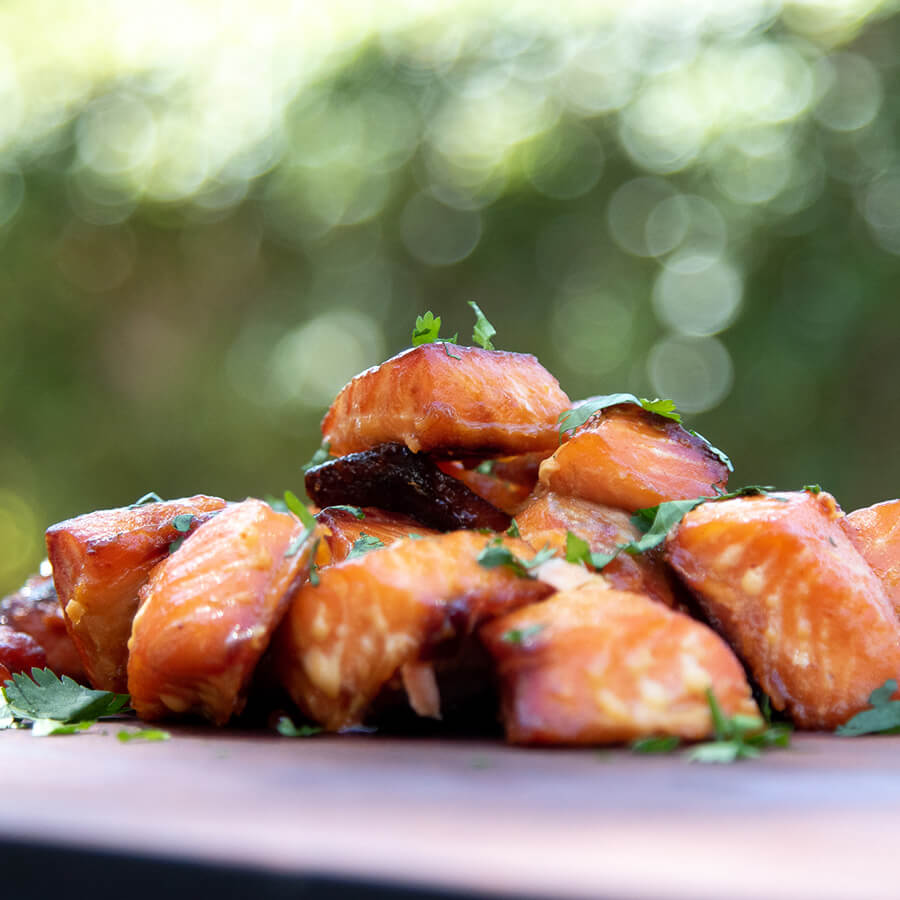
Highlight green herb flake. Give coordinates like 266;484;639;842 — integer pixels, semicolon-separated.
347;533;385;559
171;514;195;533
836;679;900;736
327;505;365;520
469;301;496;351
0;695;14;730
117;728;171;743
3;668;129;724
302;441;332;473
565;531;591;564
475;460;496;475
501;624;545;645
168;538;185;554
129;491;164;508
31;718;94;738
640;398;682;423
476;538;555;578
276;715;322;738
412;311;442;346
631;735;681;754
804;484;822;494
407;532;424;541
283;490;318;558
506;519;521;538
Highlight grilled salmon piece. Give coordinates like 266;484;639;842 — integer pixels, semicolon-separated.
842;499;900;616
666;491;900;729
128;499;317;725
515;490;678;608
540;404;728;513
316;507;439;565
321;344;570;457
480;582;758;745
1;574;85;680
0;624;47;684
273;531;553;731
435;460;535;516
45;495;227;692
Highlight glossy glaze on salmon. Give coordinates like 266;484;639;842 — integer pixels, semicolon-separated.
515;490;679;608
0;624;46;685
666;491;900;729
321;344;570;457
127;499;317;725
480;582;758;745
45;495;227;692
273;531;554;731
540;404;729;513
316;507;440;565
435;459;534;516
306;442;511;532
842;499;900;617
0;574;85;680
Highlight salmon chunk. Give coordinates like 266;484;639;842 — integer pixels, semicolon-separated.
45;495;227;692
316;507;439;565
540;404;729;513
480;583;758;745
321;344;570;457
666;491;900;729
435;459;535;516
127;499;317;725
1;574;85;680
272;531;553;731
842;499;900;616
515;490;678;608
0;625;47;685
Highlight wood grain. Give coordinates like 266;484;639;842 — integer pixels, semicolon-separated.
2;728;899;899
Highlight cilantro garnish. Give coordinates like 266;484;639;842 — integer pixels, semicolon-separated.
835;680;900;736
283;489;318;557
631;736;681;754
469;301;496;350
506;519;521;538
276;715;322;737
347;533;385;559
500;624;545;645
412;311;458;347
129;491;164;508
302;441;332;473
407;532;424;540
475;460;496;475
168;513;196;554
803;484;822;494
117;728;171;743
327;505;365;520
3;668;129;727
476;537;555;578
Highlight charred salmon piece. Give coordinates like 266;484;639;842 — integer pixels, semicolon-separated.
316;507;439;565
515;490;679;608
45;495;226;692
0;624;47;684
1;574;86;680
127;499;317;725
306;442;510;532
321;344;570;457
540;404;729;513
480;583;758;745
272;531;553;731
666;490;900;730
842;499;900;616
434;460;534;516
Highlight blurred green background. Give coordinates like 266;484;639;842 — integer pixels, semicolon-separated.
2;0;899;593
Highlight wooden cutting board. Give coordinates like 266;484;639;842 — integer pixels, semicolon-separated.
1;728;898;899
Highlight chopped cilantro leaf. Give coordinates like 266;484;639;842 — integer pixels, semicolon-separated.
506;519;521;538
836;679;900;736
557;393;683;439
129;491;164;508
804;484;822;494
171;514;195;533
31;718;94;737
117;728;171;743
168;538;185;554
283;490;318;557
327;505;365;520
565;531;591;564
476;538;555;578
501;624;544;645
0;695;13;730
347;533;385;559
640;398;681;423
469;301;496;350
412;311;442;346
276;715;322;737
3;668;129;724
631;736;681;754
302;441;331;473
407;532;424;540
475;460;496;475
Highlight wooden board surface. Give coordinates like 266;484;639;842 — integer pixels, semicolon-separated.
2;728;900;899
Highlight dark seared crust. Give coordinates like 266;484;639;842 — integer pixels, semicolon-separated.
305;443;511;532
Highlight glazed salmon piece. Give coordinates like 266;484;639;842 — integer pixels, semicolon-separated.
540;404;728;513
128;499;317;725
435;460;535;516
666;491;900;729
1;574;85;680
321;344;570;457
842;499;900;616
316;507;439;565
515;490;678;608
480;582;758;745
45;495;227;692
0;625;46;685
273;531;553;731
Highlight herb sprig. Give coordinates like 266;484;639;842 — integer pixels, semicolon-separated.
347;533;385;559
476;537;555;578
836;680;900;736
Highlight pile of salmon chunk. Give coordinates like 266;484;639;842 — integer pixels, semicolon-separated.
3;336;900;746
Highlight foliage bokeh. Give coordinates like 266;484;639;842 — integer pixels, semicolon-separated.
2;0;900;593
